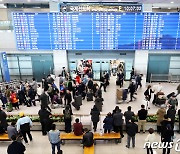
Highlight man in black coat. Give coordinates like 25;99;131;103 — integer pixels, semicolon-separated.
7;135;26;154
0;107;7;130
64;90;72;107
82;128;94;148
167;106;176;130
128;81;136;102
38;106;52;135
138;105;148;133
126;118;138;148
40;90;51;112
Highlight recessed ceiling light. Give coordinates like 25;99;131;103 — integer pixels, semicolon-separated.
168;7;171;9
171;1;174;3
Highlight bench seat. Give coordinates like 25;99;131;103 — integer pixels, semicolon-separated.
84;145;94;154
0;134;10;141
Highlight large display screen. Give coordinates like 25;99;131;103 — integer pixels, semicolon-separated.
12;12;180;50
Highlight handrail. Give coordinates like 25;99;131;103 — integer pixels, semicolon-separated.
150;73;180;83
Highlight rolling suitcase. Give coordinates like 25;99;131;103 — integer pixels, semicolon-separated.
74;95;82;106
87;92;93;101
57;150;63;154
72;101;80;110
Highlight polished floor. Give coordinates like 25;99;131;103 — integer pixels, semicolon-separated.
1;131;180;154
0;76;180;153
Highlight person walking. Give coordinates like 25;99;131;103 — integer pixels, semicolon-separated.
7;135;26;154
63;105;73;133
90;105;100;132
128;81;136;102
48;124;61;154
10;90;19;110
16;112;33;144
138;105;148;133
145;128;156;154
38;106;52;135
126;118;138;148
156;105;166;134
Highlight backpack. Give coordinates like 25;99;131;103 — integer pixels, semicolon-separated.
64;110;71;119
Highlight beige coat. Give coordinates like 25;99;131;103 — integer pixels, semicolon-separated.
156;108;166;126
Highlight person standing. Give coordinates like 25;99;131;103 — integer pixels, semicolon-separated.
167;94;178;109
156;105;166;134
0;107;8;130
48;124;61;154
38;106;52;135
64;90;72;107
145;128;156;154
126;118;138;148
10;90;19;110
178;109;180;133
117;71;124;88
90;105;100;132
162;124;174;154
167;106;176;130
73;118;83;136
61;67;67;78
113;108;124;139
124;106;135;125
63;105;73;133
138;105;148;133
82;128;94;148
16;112;33;144
176;84;180;96
30;77;37;93
103;112;113;133
7;135;26;154
40;89;51;112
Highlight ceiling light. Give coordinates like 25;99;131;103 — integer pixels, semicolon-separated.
168;7;171;9
171;1;174;3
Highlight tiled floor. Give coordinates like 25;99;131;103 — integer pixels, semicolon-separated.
0;131;180;154
0;76;180;154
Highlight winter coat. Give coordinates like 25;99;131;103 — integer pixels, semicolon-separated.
103;116;113;130
156;108;166;126
113;112;123;126
90;108;100;123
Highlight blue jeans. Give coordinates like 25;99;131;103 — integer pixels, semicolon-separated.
51;142;60;154
127;135;135;148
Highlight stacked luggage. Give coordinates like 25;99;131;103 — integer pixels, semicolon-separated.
72;95;82;110
116;88;128;104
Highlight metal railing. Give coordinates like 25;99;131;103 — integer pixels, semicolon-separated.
150;74;180;83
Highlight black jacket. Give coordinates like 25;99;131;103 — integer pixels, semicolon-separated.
7;141;26;154
138;109;148;120
0;109;7;129
167;108;176;122
38;109;51;123
126;122;138;137
83;132;94;147
40;93;49;109
90;108;100;123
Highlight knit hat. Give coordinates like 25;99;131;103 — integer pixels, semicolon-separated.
19;112;24;117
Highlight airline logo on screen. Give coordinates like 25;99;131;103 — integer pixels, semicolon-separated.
60;4;142;12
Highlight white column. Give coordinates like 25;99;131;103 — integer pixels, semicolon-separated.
53;50;68;76
143;4;153;12
49;0;60;12
134;50;149;84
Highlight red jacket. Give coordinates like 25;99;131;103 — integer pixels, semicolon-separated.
73;122;83;136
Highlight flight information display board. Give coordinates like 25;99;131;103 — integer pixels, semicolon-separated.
12;12;180;50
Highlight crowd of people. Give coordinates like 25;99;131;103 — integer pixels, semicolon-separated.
0;66;180;154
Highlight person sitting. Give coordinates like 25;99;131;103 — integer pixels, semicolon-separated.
103;112;113;133
7;121;18;139
73;118;83;136
82;128;94;148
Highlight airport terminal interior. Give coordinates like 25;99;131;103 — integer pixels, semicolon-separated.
0;0;180;154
